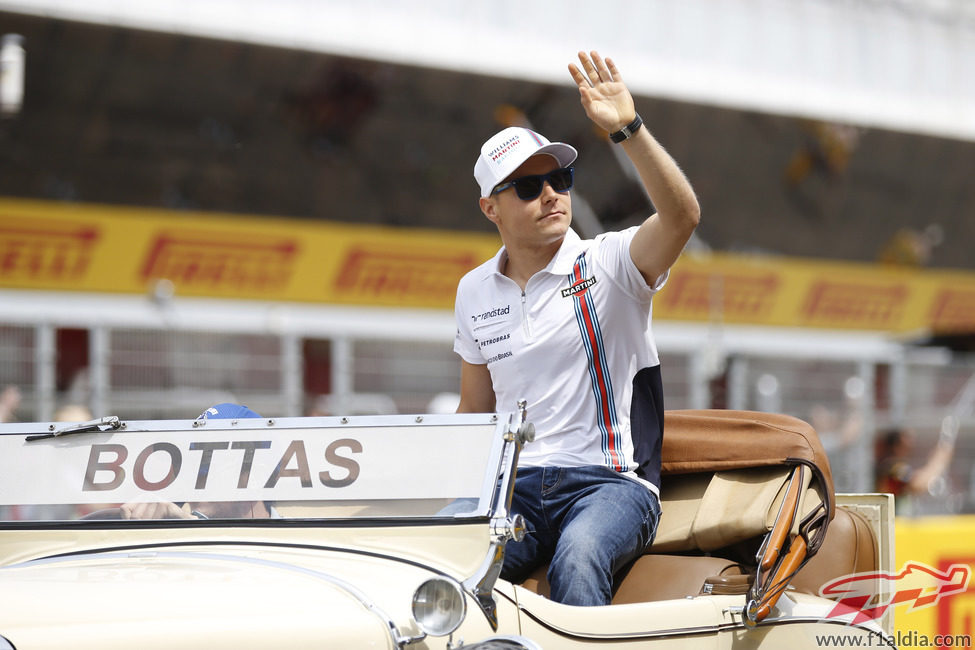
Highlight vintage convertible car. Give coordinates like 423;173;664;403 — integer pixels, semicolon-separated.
0;405;893;649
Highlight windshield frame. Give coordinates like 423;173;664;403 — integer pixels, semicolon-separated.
0;411;512;526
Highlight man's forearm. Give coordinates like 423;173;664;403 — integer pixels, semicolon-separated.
621;125;700;232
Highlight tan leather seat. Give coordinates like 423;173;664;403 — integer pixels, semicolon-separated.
791;506;878;595
613;555;748;604
516;507;876;604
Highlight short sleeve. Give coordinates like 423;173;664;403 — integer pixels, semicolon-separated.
594;226;669;300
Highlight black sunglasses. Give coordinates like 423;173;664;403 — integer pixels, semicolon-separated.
492;167;574;200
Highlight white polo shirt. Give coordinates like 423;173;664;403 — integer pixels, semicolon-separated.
454;227;667;492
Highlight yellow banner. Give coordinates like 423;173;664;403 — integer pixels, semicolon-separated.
2;196;975;333
895;516;975;642
656;252;975;333
0;198;500;309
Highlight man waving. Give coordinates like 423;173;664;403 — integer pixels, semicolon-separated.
454;51;700;606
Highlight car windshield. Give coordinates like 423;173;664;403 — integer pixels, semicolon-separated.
0;413;509;523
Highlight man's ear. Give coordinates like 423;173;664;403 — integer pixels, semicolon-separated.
479;196;501;226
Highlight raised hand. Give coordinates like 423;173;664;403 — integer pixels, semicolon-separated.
568;50;636;134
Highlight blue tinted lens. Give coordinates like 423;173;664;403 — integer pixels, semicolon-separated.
547;167;573;192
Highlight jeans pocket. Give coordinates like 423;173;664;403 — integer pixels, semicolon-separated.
540;467;564;496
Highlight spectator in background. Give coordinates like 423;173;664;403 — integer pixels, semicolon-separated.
0;386;21;422
877;224;943;267
53;403;93;422
875;417;957;515
427;392;460;414
809;376;866;493
784;119;860;186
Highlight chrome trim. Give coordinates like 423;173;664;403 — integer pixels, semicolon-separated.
463;401;533;630
470;422;512;517
513;591;886;643
24;415;122;441
515;603;881;643
515;601;721;642
411;576;467;637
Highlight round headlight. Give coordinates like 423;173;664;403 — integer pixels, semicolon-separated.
411;577;466;637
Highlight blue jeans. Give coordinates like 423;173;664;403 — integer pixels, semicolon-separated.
502;465;661;606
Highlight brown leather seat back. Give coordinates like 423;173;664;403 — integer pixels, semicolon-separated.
790;506;878;595
654;466;817;553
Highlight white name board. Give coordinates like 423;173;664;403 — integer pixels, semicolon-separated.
0;423;498;505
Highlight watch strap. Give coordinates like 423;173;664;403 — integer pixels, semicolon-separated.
609;113;644;143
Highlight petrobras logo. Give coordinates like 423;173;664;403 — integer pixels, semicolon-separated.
478;333;510;349
471;304;510;324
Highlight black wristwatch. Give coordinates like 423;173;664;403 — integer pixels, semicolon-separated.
609;114;644;143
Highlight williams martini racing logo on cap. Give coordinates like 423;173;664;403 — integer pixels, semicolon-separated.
488;134;522;168
487;130;543;170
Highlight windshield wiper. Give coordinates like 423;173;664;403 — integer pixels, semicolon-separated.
25;416;123;442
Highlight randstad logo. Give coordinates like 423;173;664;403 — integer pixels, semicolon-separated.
820;561;971;624
472;305;510;324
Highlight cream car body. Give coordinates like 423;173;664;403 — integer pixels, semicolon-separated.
0;407;894;649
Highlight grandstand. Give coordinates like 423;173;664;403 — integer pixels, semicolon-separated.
1;0;974;517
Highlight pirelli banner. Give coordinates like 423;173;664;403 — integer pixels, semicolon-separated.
661;252;975;333
894;516;975;644
0;198;500;310
2;197;975;333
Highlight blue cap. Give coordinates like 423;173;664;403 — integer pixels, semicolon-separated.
198;403;262;420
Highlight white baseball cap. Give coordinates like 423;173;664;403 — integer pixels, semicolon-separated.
473;127;578;198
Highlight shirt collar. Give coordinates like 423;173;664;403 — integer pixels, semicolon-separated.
489;228;585;279
548;228;585;275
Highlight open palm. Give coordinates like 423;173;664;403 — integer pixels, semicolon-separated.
568;50;636;133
